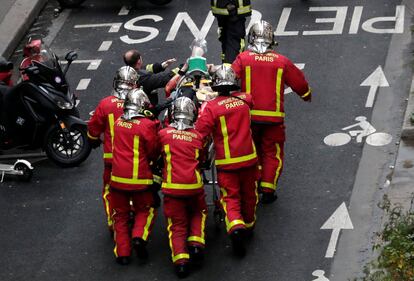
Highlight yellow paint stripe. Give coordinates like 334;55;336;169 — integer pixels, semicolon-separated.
142;207;155;241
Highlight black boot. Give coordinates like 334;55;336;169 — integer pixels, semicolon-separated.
132;237;148;260
261;192;278;204
230;229;246;257
116;256;130;265
174;262;190;278
189;246;204;265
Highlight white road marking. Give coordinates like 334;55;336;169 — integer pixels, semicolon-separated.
98;41;112;51
321;202;353;258
74;23;122;33
118;6;130;16
61;59;102;70
312;270;330;281
76;78;91;90
360;66;389;107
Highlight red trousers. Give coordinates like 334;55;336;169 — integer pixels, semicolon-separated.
102;164;113;230
111;188;156;257
163;193;207;264
252;123;285;193
217;165;259;234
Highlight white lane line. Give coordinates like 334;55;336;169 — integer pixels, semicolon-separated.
61;59;102;70
118;6;130;16
74;23;122;33
76;78;91;90
98;41;112;51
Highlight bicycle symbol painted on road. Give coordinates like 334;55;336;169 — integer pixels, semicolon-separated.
312;270;330;281
324;116;392;147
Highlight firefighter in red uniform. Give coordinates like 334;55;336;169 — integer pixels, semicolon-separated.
110;88;159;265
159;97;206;278
87;66;139;234
232;20;312;204
196;64;258;257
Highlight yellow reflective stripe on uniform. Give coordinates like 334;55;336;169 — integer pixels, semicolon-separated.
133;136;139;179
227;219;245;232
165;144;172;183
211;7;229;15
162;181;203;189
153;174;163;184
146;64;154;73
238;5;251;14
187;236;205;244
103;153;113;159
87;131;99;140
219;116;231;159
250;110;285;117
276;68;283;113
302;88;311;98
113;213;118;257
103;183;112;227
142;207;155;241
108;113;115;147
238;0;243;7
240;38;245;53
274;143;283;189
245;66;251;94
261;181;276;190
110;175;153;185
215;151;257;165
201;210;206;241
167;218;174;261
246;181;258;229
173;253;190;263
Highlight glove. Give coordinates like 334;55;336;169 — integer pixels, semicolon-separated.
88;137;102;149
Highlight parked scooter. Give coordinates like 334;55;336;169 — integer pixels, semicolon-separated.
0;41;91;168
0;159;33;182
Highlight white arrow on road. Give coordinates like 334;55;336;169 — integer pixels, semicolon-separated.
321;202;354;258
360;66;389;107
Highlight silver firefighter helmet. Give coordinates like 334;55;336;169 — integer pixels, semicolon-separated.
170;97;197;130
113;66;139;99
211;63;240;92
122;88;150;120
247;20;276;54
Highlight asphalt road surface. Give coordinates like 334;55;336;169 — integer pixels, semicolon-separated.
0;0;413;280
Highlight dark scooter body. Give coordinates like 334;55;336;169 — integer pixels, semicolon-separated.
0;50;91;167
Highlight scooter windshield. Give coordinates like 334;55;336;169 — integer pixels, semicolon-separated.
28;46;58;69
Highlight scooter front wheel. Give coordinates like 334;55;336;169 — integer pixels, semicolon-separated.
44;124;91;168
14;162;33;182
323;133;351;146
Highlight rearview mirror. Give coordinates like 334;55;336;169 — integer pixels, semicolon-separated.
65;51;78;63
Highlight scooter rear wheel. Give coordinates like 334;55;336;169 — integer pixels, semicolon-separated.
44;124;91;168
14;162;33;182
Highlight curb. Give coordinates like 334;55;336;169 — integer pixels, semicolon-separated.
0;0;48;59
401;75;414;139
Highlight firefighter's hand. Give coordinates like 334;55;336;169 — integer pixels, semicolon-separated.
88;138;102;149
161;58;177;69
302;94;311;102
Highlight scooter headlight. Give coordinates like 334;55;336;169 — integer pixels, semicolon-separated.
55;95;74;109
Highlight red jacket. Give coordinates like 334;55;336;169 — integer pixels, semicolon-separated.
196;92;257;171
87;95;124;164
110;117;160;191
232;50;311;124
159;126;204;197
